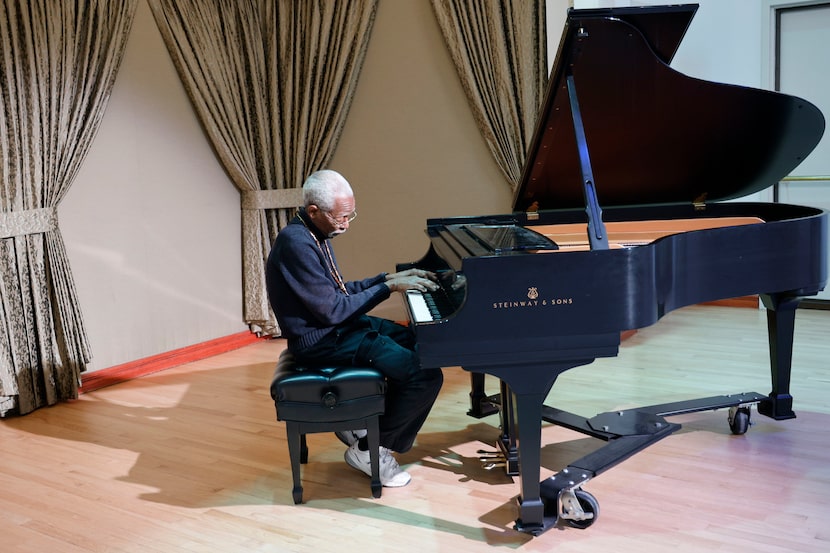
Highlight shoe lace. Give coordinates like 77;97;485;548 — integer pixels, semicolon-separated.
378;447;401;473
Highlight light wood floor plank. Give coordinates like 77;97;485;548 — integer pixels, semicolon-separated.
1;305;829;552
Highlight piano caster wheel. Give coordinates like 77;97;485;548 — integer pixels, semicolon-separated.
728;405;752;435
556;489;599;530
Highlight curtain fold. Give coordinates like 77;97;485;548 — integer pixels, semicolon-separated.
0;0;138;416
430;0;548;192
147;0;378;336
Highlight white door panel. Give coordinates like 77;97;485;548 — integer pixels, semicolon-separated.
774;2;830;302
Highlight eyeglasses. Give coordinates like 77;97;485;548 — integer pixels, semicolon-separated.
324;210;357;224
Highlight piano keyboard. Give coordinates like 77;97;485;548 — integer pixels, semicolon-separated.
405;286;460;323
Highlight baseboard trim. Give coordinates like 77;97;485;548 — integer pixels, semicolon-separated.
80;331;263;394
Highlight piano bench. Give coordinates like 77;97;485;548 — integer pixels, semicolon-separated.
269;349;386;503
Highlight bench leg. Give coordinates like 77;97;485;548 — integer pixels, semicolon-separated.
366;416;382;498
285;421;304;504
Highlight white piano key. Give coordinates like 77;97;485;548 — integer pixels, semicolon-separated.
405;290;433;323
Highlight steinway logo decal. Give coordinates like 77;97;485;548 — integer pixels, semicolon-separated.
492;287;573;310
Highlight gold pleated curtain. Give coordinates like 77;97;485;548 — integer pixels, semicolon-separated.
431;0;548;192
147;0;379;336
0;0;137;417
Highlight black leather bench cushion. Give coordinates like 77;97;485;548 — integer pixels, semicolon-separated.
270;351;386;423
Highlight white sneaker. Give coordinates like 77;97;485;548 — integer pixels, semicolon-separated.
335;429;367;447
344;442;411;488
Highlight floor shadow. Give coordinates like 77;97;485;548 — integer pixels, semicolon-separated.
5;355;821;548
3;360;290;509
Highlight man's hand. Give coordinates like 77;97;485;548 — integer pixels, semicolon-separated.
385;268;439;293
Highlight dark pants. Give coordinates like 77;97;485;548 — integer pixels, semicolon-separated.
294;315;443;453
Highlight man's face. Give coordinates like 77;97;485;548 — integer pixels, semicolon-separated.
308;195;357;238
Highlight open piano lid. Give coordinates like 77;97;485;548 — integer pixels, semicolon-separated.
514;3;826;213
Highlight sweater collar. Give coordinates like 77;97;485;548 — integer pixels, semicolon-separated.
296;207;328;242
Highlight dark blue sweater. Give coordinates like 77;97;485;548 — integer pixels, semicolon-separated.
265;210;391;352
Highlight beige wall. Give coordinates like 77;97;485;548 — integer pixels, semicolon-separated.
58;0;777;372
59;1;245;371
329;1;514;320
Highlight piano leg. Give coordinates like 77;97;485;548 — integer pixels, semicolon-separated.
478;362;586;535
759;293;801;420
506;385;548;535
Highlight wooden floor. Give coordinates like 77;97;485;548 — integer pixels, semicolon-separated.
1;305;829;552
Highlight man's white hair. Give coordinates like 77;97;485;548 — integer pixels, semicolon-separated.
302;170;353;211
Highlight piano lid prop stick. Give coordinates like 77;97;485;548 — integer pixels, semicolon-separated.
566;73;610;250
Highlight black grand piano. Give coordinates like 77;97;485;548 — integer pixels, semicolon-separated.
397;4;827;536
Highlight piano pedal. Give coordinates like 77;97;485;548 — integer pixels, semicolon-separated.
477;449;502;459
478;449;506;470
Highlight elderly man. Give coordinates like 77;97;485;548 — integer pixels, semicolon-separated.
265;169;443;487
